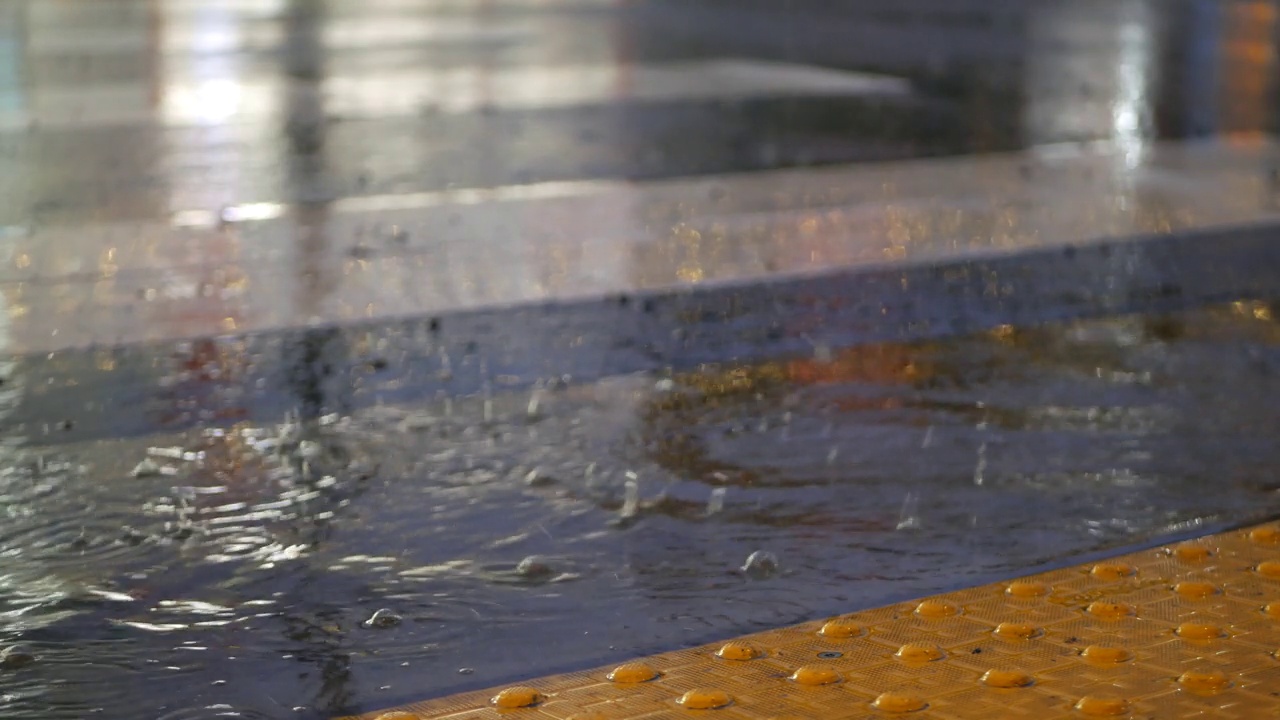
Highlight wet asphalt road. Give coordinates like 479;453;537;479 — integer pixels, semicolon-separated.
1;0;1279;439
4;0;1279;219
4;1;1280;718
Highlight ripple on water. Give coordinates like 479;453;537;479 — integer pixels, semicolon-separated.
475;556;585;585
12;308;1280;720
155;705;279;720
131;427;370;570
338;596;530;663
0;516;156;571
0;459;158;570
0;642;155;719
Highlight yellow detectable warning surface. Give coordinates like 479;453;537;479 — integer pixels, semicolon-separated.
342;522;1280;720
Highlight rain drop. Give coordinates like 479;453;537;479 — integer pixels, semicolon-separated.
619;479;640;519
516;556;554;579
0;645;36;671
297;440;323;461
131;458;162;478
706;488;726;516
741;551;779;578
896;492;922;530
147;446;186;460
524;468;555;487
363;609;403;629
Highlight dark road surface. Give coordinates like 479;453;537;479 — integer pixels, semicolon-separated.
4;1;1280;718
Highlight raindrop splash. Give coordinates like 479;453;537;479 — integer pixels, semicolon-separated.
362;609;403;629
0;645;36;671
131;458;163;478
619;477;640;520
516;556;554;579
973;442;988;486
706;488;726;516
741;550;779;579
896;492;921;530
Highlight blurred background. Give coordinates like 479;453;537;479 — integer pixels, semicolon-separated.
2;0;1280;349
3;1;1280;718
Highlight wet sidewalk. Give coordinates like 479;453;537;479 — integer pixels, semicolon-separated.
4;139;1280;356
3;2;1280;720
3;0;1280;354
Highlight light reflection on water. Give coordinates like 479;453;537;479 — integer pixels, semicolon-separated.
1;303;1280;718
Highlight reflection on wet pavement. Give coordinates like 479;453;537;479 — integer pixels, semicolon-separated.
5;0;1280;718
5;139;1280;354
3;1;1280;351
2;303;1280;718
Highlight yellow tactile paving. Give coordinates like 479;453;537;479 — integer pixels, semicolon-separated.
342;521;1280;720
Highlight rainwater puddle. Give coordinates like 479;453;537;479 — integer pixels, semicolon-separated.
2;302;1280;718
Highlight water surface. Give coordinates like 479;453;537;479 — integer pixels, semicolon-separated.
2;302;1280;718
